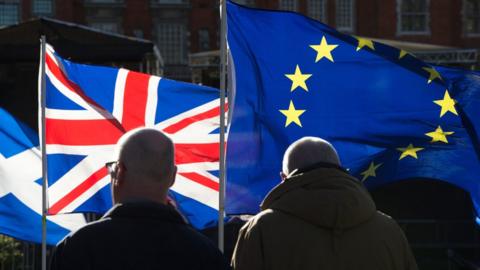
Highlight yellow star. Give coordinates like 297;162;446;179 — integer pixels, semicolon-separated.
434;90;458;117
285;65;312;92
397;144;424;160
360;161;383;182
309;36;338;62
423;67;442;84
355;36;375;51
399;49;408;59
279;101;306;127
425;126;454;143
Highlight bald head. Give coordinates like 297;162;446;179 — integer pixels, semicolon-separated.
282;137;340;176
111;128;176;204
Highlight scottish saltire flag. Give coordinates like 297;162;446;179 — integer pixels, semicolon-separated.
44;45;224;229
0;107;85;245
226;1;480;220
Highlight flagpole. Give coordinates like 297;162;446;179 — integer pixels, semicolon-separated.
40;35;48;270
218;0;227;253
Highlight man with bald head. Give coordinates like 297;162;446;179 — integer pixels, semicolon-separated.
231;136;418;270
110;128;176;205
50;128;229;270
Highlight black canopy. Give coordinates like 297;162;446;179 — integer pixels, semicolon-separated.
0;17;160;63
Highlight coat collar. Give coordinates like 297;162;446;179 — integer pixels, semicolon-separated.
260;167;376;229
103;201;187;225
261;166;360;211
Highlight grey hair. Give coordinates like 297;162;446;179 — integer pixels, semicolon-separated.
282;136;340;175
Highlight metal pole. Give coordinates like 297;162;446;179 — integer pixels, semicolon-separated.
218;0;227;253
40;35;48;270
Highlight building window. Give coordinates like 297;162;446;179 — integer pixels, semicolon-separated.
89;22;119;33
33;0;53;16
198;28;210;51
308;0;327;23
157;23;186;65
279;0;297;11
336;0;354;32
464;0;480;35
397;0;429;34
0;3;18;26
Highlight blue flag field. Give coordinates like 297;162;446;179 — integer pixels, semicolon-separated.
226;1;480;220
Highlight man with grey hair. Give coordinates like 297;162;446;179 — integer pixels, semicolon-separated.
231;136;418;270
50;128;229;270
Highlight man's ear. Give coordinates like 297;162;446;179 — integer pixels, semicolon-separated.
115;162;126;187
169;165;177;187
280;171;287;182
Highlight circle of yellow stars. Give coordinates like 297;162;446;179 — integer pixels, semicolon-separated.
360;50;457;182
276;34;459;183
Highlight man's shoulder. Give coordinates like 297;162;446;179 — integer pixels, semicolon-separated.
370;211;408;239
246;208;275;224
238;209;281;234
50;218;113;269
373;211;400;227
59;216;212;249
54;216;223;256
56;217;112;247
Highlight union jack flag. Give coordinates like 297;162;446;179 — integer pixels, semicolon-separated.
44;44;225;228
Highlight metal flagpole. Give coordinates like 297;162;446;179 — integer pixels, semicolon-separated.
218;0;227;253
40;35;48;270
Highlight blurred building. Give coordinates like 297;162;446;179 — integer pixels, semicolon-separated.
1;0;219;82
4;0;478;84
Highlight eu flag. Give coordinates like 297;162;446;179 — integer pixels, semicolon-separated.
226;1;480;220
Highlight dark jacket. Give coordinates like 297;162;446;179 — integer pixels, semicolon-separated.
50;201;230;270
231;167;418;270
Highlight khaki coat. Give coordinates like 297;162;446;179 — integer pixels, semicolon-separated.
231;167;418;270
